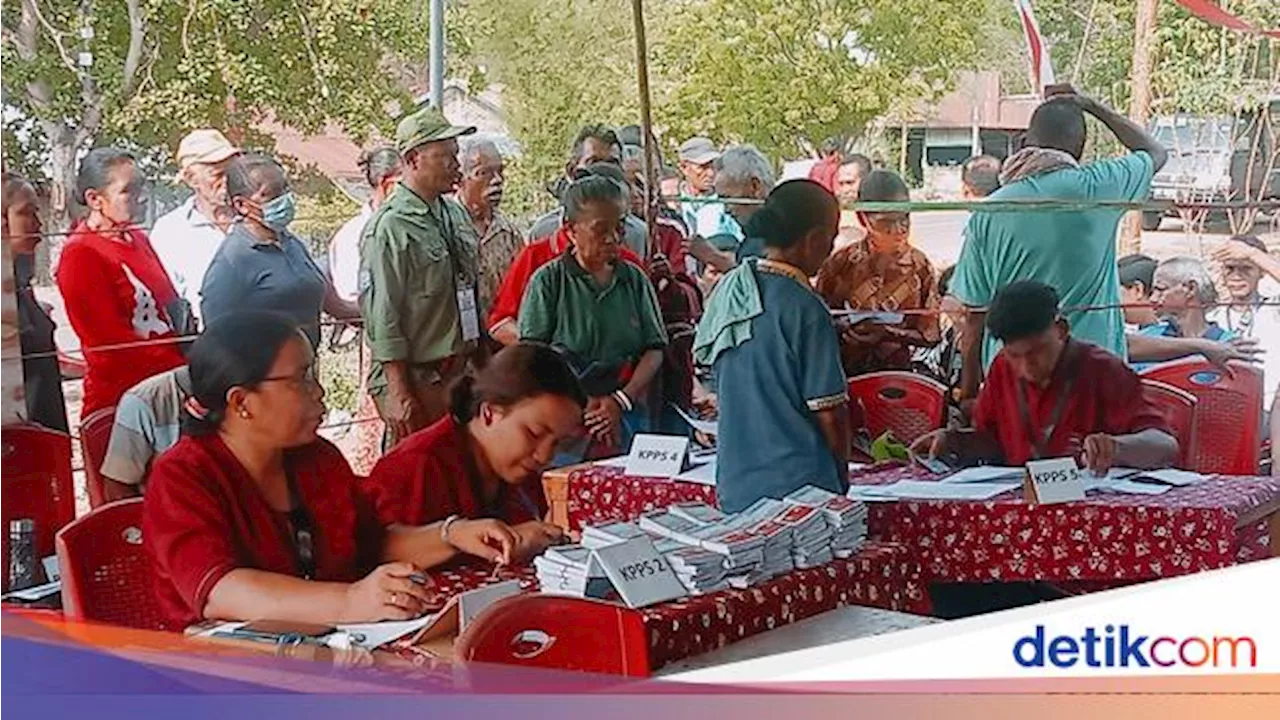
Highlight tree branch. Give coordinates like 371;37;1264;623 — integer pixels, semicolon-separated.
122;0;145;98
10;0;39;60
24;0;78;74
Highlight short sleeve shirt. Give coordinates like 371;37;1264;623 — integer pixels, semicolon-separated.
475;210;524;318
518;252;668;370
143;435;384;631
1211;299;1280;402
712;260;849;513
950;152;1156;369
150;198;228;323
359;183;480;393
974;339;1170;466
200;223;327;347
359;415;546;527
100;366;191;487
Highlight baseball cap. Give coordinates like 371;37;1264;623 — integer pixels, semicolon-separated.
176;129;239;169
396;105;476;154
678;137;720;165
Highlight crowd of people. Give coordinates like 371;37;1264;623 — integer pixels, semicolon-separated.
2;81;1278;629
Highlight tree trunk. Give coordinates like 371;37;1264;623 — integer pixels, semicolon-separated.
42;128;81;282
1120;0;1158;256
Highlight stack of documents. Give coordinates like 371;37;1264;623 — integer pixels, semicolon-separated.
637;510;707;545
784;486;868;558
742;518;796;581
776;504;834;569
580;520;648;549
668;501;728;526
664;543;730;595
534;544;609;597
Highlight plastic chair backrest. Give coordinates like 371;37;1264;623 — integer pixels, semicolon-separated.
1;424;75;591
456;593;651;677
1139;379;1198;470
1140;359;1263;474
847;371;947;445
56;498;165;630
80;406;117;509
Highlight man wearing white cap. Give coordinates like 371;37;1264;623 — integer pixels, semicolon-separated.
677;136;732;241
151;129;240;327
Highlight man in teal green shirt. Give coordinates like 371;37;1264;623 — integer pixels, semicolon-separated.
949;85;1169;388
359;105;482;446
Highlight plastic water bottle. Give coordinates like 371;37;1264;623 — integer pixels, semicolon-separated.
8;519;36;591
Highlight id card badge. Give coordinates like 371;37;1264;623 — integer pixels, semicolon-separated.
456;283;480;342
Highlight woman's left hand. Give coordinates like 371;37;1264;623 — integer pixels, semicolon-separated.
446;518;517;565
511;521;568;562
585;395;623;445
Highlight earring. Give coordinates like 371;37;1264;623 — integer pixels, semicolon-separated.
239;408;250;420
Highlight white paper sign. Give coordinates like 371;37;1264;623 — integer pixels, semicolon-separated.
591;537;687;608
456;284;480;342
1024;457;1087;505
624;434;690;478
458;579;523;629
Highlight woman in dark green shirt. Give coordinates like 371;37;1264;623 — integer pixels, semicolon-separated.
518;176;667;455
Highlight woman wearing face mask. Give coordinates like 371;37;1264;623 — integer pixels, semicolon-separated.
145;311;517;630
200;153;328;349
56;147;187;418
815;169;941;376
3;172;68;432
517;176;668;457
362;343;586;563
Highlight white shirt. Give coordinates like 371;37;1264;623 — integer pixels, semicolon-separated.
330;202;374;303
1211;298;1280;403
150;197;228;322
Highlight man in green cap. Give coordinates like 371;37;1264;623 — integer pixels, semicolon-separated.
359;105;482;447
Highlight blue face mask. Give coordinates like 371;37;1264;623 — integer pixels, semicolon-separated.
260;192;296;231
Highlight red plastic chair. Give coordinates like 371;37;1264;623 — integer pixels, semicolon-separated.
80;406;116;509
1;424;75;591
1140;359;1264;475
1140;379;1198;470
56;498;165;630
456;594;651;676
847;371;947;445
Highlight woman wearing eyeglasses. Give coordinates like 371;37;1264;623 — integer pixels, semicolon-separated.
199;154;328;349
815;169;941;376
144;312;517;631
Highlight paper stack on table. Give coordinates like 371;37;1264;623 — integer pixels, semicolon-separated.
534;544;609;597
776;503;834;569
580;520;648;549
742;518;796;581
668;501;728;526
664;543;730;595
637;510;708;546
783;486;868;558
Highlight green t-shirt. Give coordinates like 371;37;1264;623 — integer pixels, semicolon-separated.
518;252;668;372
950;151;1155;368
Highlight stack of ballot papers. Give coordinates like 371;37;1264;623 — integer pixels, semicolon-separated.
637;510;707;545
783;486;868;558
668;501;728;526
776;503;834;568
663;541;730;595
580;520;648;549
534;544;610;597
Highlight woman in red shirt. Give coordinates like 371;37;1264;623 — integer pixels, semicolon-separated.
362;343;587;563
144;311;517;631
56;147;187;417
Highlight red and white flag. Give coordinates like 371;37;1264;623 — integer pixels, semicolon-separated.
1013;0;1056;96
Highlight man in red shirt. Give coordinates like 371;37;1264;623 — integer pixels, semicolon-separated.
914;280;1176;472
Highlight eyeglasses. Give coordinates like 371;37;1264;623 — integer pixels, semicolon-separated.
865;212;910;232
259;364;319;390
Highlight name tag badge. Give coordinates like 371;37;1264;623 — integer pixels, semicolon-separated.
456;283;480;342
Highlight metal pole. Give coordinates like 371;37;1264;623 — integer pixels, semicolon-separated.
429;0;445;109
631;0;657;257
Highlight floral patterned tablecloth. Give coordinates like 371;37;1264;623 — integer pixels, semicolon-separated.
559;463;1279;584
419;540;925;671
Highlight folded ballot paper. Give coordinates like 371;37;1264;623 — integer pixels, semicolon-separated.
580;520;648;549
775;504;834;569
534;544;613;597
784;486;868;558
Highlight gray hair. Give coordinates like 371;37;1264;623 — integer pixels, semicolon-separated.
358;147;402;187
459;136;502;174
563;175;627;222
716;145;775;188
1155;256;1218;306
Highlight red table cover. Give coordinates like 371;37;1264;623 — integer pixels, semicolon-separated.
415;541;925;670
561;464;1278;583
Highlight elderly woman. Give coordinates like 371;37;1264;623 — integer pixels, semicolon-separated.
144;311;517;631
201;154;331;349
693;180;849;512
362;343;586;563
57;147;187;418
3;172;67;431
518;176;668;456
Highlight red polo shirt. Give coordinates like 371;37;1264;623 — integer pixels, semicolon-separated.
974;339;1169;466
486;227;642;334
143;434;384;631
360;415;547;527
